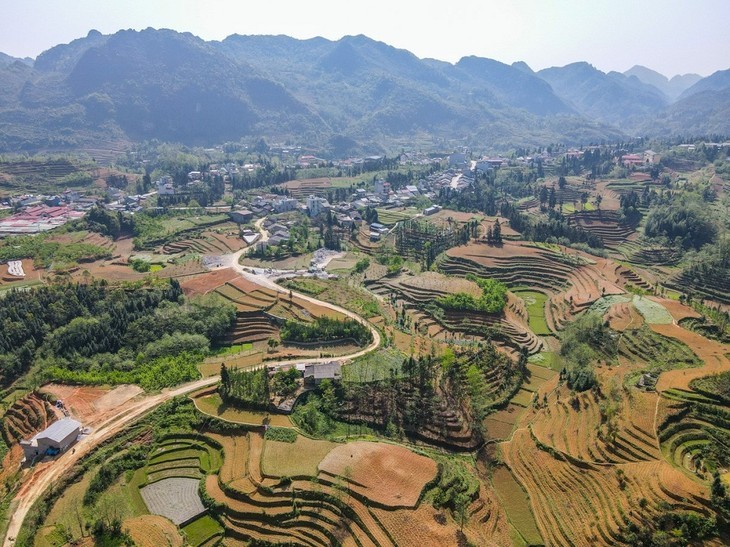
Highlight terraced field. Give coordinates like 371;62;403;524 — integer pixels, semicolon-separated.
501;429;710;547
366;272;543;355
1;392;56;446
202;431;503;546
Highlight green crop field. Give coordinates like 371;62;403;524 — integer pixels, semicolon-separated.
182;514;223;546
491;465;543;546
513;290;551;335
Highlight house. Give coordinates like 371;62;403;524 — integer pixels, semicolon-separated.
304;362;342;385
369;222;389;234
229;209;253;224
20;417;81;462
157;176;175;195
643;150;659;164
307;195;331;217
423;205;442;216
273;198;299;213
188;171;202;180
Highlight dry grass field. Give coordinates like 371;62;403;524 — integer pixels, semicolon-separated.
262;435;336;477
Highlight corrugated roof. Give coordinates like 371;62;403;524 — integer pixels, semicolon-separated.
33;417;81;443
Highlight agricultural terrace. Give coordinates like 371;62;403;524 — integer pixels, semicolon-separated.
366;270;541;355
318;442;437;507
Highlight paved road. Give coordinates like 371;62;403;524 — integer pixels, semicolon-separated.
4;216;380;546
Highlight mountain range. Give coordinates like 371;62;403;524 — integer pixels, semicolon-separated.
0;28;728;154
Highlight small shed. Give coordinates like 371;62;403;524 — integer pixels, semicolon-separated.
304;362;342;386
20;417;81;461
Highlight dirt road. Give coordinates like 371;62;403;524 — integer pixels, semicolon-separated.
4;216;381;545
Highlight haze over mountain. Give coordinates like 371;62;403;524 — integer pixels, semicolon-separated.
0;28;728;154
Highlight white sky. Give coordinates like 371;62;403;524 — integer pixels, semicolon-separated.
1;0;728;77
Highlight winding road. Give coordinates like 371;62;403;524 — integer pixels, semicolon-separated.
3;218;380;545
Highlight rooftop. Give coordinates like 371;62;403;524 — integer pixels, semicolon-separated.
30;417;82;444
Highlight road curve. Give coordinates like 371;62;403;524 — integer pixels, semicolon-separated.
4;218;381;545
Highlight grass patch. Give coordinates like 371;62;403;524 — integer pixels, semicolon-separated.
527;351;562;371
193;392;293;427
342;347;406;383
491;465;543;546
182;514;223;546
512;290;550;335
209;343;254;357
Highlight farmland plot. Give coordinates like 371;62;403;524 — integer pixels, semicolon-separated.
140;477;206;525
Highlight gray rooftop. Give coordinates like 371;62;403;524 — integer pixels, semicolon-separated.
33;417;81;443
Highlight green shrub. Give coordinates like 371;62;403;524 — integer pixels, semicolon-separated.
264;427;297;443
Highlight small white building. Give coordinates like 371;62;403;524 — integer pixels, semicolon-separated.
20;417;81;462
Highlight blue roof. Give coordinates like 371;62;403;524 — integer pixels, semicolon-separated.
33;417;81;443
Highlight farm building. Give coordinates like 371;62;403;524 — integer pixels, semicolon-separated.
304;362;342;385
20;417;81;461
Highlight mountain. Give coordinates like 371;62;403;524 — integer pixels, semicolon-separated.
679;68;730;100
537;62;668;126
624;65;701;101
0;28;726;154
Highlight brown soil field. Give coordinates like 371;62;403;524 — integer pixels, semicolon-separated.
41;384;109;421
396;271;482;297
652;323;730;392
605;302;644;331
447;241;544;261
123;515;183;547
648;296;701;321
318;442;437;507
181;268;241;295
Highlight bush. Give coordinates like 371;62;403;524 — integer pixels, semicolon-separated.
264;427;298;443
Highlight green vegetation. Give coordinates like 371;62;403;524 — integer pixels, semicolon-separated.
0;233;111;267
353;257;370;274
264;427;298;443
558;314;618;391
220;365;269;410
692;372;730;404
429;459;480;527
645;202;718;250
436;275;507;314
280;316;373;346
182;515;223;546
0;280;235;388
513;290;550;335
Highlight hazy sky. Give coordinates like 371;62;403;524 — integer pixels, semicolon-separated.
1;0;728;77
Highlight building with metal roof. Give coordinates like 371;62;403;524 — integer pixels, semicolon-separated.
20;417;81;462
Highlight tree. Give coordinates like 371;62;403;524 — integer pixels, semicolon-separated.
594;194;603;210
558;176;567;190
493;219;502;244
